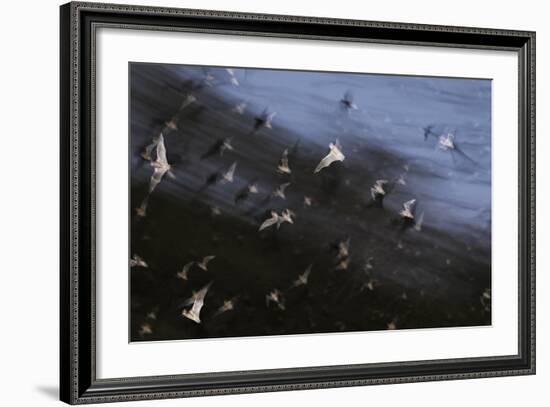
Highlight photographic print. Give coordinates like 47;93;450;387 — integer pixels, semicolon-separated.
129;63;491;342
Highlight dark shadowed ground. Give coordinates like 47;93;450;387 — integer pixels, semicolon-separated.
129;63;491;342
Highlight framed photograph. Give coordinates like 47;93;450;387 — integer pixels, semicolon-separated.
60;1;535;404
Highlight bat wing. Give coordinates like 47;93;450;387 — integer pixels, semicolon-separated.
149;166;168;193
259;215;279;231
314;152;336;173
201;139;223;160
141;136;160;160
155;134;168;164
455;145;478;165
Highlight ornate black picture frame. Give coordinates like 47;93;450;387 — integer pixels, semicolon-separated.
60;2;535;404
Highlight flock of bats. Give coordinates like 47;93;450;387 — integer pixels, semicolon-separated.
130;68;485;337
